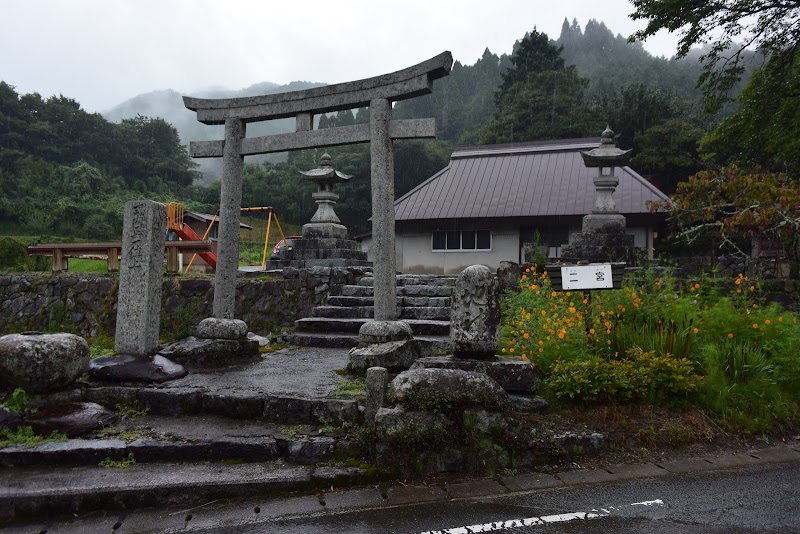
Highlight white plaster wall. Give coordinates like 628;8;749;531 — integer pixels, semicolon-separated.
394;228;519;275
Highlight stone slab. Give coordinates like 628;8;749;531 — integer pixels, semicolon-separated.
446;478;506;498
322;488;385;511
604;462;666;479
746;446;800;463
411;356;535;394
555;468;617;485
384;484;447;505
656;458;717;474
499;472;563;492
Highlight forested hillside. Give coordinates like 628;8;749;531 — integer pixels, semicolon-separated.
1;17;774;241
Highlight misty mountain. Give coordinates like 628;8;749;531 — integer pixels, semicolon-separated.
103;80;326;183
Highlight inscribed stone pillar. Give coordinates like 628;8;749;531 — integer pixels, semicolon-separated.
213;118;245;319
451;265;500;359
369;98;398;322
115;200;166;356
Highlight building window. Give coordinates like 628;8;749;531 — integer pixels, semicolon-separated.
432;230;491;251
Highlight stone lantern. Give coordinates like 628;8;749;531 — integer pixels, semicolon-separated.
560;126;635;262
300;153;351;239
581;126;632;218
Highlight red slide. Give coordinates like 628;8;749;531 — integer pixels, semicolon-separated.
172;224;217;270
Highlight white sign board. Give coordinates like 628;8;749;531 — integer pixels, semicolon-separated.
561;264;614;290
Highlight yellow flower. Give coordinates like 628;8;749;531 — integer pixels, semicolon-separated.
541;310;547;316
521;354;528;360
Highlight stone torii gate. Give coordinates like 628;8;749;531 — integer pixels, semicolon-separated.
183;52;452;341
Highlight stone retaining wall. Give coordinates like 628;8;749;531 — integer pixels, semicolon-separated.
0;267;363;339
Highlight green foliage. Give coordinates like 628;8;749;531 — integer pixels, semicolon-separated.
629;0;794;112
1;388;34;414
502;266;800;432
113;400;149;418
0;426;66;448
99;453;136;469
279;425;303;438
699;48;800;175
330;377;367;400
548;347;702;404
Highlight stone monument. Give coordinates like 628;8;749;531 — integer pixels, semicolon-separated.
450;265;500;359
115;200;166;356
263;153;369;268
560;126;636;262
410;265;535;394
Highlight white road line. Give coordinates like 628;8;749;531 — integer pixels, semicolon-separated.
420;498;665;533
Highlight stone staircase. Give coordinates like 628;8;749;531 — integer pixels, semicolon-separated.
282;274;456;348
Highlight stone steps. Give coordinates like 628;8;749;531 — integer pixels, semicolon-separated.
287;274;456;348
0;460;363;522
294;317;451;336
311;306;451;321
0;414;359;470
326;295;451;307
282;331;451;351
356;275;457;287
341;285;453;298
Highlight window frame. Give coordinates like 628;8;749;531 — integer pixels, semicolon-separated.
431;229;492;252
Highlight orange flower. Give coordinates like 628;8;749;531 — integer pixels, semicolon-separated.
694;283;700;289
735;278;741;285
558;332;565;339
752;323;759;329
589;328;596;334
523;333;530;339
541;310;547;316
765;319;771;325
693;327;699;334
779;317;784;322
727;333;734;339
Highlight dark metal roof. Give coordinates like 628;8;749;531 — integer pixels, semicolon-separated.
394;140;669;221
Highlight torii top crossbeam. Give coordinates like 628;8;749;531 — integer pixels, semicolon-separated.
184;52;453;157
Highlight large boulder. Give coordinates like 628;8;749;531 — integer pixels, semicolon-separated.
450;265;500;359
388;368;509;411
0;332;89;394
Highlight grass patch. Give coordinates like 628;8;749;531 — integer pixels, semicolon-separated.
279;425;304;438
0;426;67;448
1;388;35;414
330;377;367;399
113;400;149;418
67;258;109;273
89;335;116;359
99;453;136;469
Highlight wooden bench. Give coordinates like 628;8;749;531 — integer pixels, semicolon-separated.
27;241;214;274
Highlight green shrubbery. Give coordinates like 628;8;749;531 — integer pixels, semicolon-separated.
501;267;800;433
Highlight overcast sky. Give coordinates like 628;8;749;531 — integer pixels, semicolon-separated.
0;0;682;114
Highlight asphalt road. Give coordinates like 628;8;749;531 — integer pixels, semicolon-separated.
207;462;800;534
